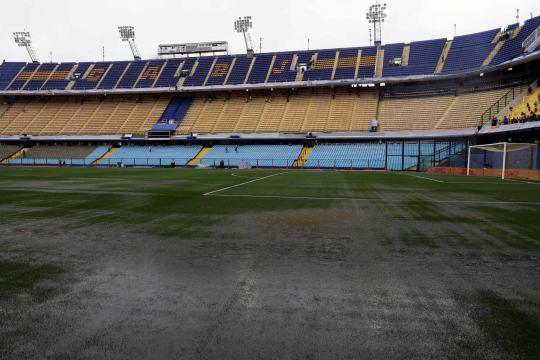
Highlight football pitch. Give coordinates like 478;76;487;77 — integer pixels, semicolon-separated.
0;168;539;359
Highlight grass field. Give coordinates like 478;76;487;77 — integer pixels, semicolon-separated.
0;167;539;359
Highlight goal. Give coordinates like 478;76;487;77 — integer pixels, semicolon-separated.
467;142;538;180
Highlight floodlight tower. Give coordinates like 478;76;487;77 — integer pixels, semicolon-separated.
13;32;39;63
366;2;387;46
234;16;254;56
118;26;141;60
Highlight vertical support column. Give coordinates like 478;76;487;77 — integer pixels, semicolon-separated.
467;146;472;176
401;140;405;171
385;141;388;170
502;142;507;180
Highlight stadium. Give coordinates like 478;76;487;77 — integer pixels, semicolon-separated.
0;0;539;359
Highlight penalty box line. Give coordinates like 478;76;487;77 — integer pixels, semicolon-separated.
203;172;288;196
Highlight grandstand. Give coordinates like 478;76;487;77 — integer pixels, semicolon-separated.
2;4;540;359
0;16;539;173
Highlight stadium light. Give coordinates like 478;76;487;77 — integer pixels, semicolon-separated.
366;2;387;46
234;16;254;56
13;31;39;63
118;26;142;60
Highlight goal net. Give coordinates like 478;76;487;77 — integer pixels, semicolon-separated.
467;143;539;180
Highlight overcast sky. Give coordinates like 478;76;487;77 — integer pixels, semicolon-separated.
1;0;538;62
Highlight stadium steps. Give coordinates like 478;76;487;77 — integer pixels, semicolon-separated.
1;147;27;164
152;60;168;87
95;147;119;165
402;45;411;66
244;57;256;84
114;63;132;89
22;67;42;90
265;55;277;83
375;48;385;78
224;58;236;85
331;51;340;80
203;58;219;86
187;147;212;166
483;40;505;66
293;146;314;167
134;63;150;87
95;64;113;89
4;66;27;91
434;96;459;129
354;49;363;79
509;24;523;40
435;40;453;74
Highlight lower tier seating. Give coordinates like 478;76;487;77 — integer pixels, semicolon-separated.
105;145;203;166
305;142;462;170
10;145;108;165
200;145;303;167
0;144;21;160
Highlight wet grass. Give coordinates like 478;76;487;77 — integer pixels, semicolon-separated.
0;259;65;302
0;168;539;250
469;291;540;360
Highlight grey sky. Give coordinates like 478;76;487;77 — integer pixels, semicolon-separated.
1;0;538;62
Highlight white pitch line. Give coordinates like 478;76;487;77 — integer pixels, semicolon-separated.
203;172;287;196
206;194;540;205
506;178;540;185
398;172;445;183
207;193;540;205
210;194;375;201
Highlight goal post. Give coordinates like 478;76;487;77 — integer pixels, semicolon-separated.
467;142;538;180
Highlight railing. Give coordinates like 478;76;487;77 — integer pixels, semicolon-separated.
1;157;388;170
479;86;526;126
2;151;467;172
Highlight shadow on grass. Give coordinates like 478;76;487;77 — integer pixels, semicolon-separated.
0;260;65;302
465;290;540;360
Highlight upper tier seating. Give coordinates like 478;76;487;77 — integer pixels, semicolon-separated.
442;29;500;73
491;16;540;65
268;53;297;83
200;145;303;167
383;39;446;77
206;56;235;86
304;50;336;81
98;62;130;89
334;48;360;80
10;145;108;165
0;63;26;90
247;54;274;84
135;60;165;88
2;17;538;93
106;145;202;166
153;58;183;88
184;57;215;87
23;63;58;91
